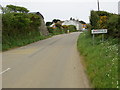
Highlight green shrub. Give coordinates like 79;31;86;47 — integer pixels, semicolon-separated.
2;5;44;51
90;10;119;38
47;26;54;33
107;15;119;38
46;22;53;26
77;31;118;88
90;10;100;29
67;25;77;32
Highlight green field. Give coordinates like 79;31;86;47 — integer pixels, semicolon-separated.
77;31;118;88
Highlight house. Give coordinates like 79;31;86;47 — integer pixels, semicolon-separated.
62;18;83;30
82;24;87;30
50;21;63;28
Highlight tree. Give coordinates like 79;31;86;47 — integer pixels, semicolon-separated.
1;6;11;14
107;15;119;37
90;10;100;29
68;25;77;32
6;5;29;13
46;22;53;26
70;17;72;20
79;20;86;24
62;25;68;29
96;11;111;16
55;23;62;28
52;19;60;23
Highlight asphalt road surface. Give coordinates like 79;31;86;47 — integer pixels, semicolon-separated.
2;32;90;88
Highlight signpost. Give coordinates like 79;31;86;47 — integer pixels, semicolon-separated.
91;29;107;34
91;29;107;45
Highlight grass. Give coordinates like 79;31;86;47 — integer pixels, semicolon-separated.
77;31;118;88
2;34;51;51
2;31;67;51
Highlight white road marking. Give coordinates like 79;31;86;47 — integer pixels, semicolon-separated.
0;68;11;75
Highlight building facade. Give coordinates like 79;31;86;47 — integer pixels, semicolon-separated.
62;19;83;30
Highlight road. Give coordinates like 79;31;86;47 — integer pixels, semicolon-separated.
2;32;90;88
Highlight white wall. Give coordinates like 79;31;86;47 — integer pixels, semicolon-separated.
62;20;82;30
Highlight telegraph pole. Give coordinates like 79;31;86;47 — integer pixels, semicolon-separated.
97;0;100;11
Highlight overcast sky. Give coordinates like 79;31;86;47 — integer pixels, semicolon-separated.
1;0;119;23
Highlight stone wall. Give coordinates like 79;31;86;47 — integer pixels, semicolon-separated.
31;12;49;36
39;18;49;36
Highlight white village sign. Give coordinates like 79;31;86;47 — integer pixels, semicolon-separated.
92;29;107;34
91;29;108;45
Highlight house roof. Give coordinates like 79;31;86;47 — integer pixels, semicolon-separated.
30;12;44;19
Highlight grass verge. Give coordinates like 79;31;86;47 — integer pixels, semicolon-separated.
2;34;51;51
77;31;118;88
2;32;67;51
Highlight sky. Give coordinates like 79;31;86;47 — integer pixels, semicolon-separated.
1;0;119;23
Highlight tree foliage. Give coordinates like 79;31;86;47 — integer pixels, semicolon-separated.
46;22;53;26
96;11;111;16
67;25;77;32
55;23;62;29
90;10;119;38
2;5;42;50
90;10;100;29
99;16;107;29
47;19;77;35
52;19;60;23
79;20;86;24
6;5;29;13
107;15;119;37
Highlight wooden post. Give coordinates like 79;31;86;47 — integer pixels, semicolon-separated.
97;0;100;11
102;34;104;42
93;34;95;45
